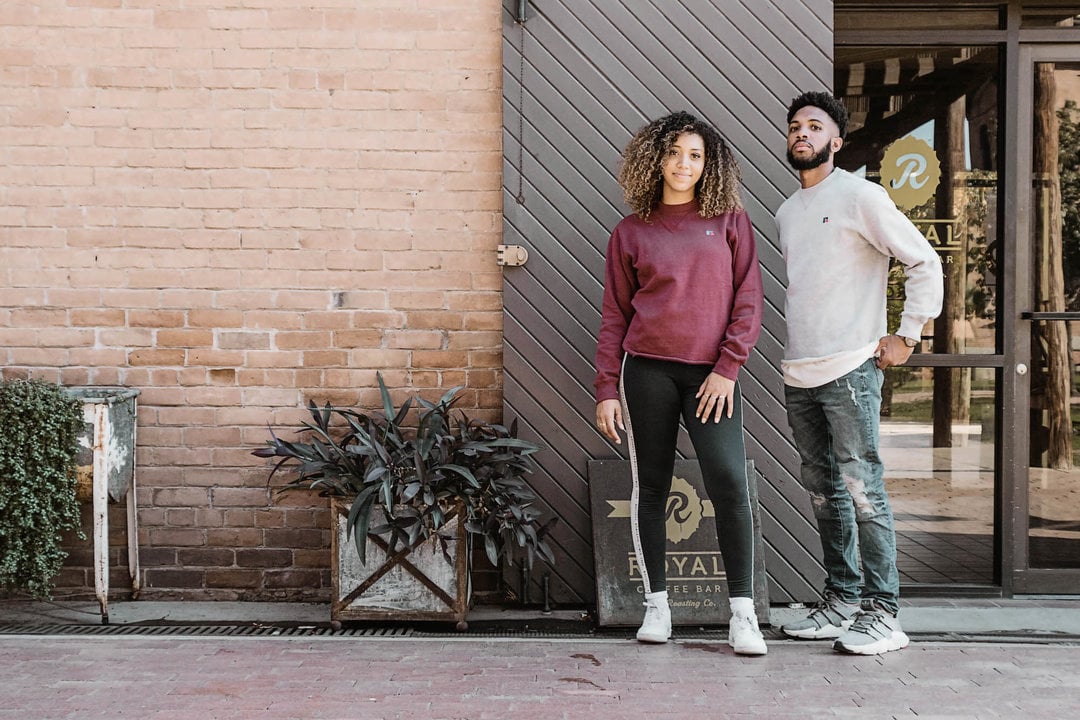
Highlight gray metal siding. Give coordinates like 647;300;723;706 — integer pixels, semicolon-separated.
501;0;833;604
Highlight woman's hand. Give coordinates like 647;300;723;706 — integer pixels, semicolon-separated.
695;372;735;423
595;399;624;444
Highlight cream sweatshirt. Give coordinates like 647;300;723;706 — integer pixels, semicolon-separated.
776;169;943;388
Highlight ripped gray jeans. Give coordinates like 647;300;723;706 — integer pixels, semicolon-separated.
784;358;899;614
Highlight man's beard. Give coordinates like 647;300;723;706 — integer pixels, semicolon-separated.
786;143;832;170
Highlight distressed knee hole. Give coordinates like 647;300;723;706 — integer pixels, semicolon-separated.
843;475;875;517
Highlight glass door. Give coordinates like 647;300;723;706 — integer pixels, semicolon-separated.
835;45;1002;591
1014;46;1080;593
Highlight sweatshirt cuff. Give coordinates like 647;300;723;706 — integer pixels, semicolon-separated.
712;356;742;382
595;385;620;403
897;318;928;343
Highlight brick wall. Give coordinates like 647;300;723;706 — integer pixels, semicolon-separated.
0;0;506;601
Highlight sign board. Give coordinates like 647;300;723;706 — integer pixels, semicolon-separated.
588;458;768;626
880;135;941;210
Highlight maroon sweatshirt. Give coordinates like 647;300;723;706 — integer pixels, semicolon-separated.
594;200;764;403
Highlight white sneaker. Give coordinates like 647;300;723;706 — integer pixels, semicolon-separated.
833;599;909;655
636;596;671;644
781;590;859;639
728;598;767;656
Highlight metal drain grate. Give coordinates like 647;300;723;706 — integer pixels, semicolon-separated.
3;624;1076;644
0;623;745;641
0;623;646;640
0;624;415;638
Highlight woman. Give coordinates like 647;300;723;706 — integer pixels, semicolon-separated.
594;111;765;655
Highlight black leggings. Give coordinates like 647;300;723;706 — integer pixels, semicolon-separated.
621;355;755;598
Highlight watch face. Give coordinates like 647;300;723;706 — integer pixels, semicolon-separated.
903;336;918;348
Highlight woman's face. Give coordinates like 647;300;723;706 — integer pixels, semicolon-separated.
661;132;705;204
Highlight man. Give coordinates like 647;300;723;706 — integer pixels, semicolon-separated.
776;91;943;655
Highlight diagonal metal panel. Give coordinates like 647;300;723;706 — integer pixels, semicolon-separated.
502;0;833;604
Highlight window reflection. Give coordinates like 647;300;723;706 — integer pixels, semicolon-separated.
1028;320;1080;569
1022;9;1080;28
837;9;1000;32
837;46;1000;585
836;46;1000;357
882;370;996;584
1028;62;1080;569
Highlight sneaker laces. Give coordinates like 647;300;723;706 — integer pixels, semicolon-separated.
805;591;847;623
847;607;890;639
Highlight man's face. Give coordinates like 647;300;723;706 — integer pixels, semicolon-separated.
786;106;842;171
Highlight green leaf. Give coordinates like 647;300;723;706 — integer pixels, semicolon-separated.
381;478;394;515
0;379;85;598
437;385;463;408
346;488;379;566
251;379;557;573
483;534;499;567
376;372;396;425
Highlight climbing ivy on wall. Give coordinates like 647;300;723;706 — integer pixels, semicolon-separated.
0;378;84;599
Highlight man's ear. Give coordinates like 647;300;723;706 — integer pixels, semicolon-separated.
832;136;844;153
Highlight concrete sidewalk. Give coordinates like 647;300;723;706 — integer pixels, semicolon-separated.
3;598;1079;719
2;632;1078;719
4;597;1080;640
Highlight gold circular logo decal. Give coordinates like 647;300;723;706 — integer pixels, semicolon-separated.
879;136;941;210
665;475;705;543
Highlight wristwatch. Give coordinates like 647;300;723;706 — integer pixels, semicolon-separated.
898;335;918;348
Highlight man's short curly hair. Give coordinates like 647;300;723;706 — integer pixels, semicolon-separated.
786;91;849;139
617;111;742;221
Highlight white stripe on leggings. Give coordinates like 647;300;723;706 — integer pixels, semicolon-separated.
619;356;653;596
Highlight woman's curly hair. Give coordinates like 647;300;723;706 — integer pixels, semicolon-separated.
617;111;742;221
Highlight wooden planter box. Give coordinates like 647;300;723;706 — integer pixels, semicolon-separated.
330;499;472;629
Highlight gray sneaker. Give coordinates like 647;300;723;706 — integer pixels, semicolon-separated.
781;591;859;639
833;599;910;655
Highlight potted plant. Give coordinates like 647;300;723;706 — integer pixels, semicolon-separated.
0;378;84;600
253;373;556;628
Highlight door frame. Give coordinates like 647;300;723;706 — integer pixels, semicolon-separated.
1008;42;1080;593
835;4;1080;596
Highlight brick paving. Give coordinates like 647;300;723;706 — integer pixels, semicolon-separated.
2;634;1078;719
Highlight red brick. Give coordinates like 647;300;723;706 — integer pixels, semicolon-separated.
263;528;328;549
263;569;323;588
177;548;235;567
144;569;205;589
17;0;505;601
70;308;126;326
128;349;185;366
235;548;293;568
164;508;198;527
206;528;264;546
147;528;205;547
211;487;272;507
205;569;261;588
157;329;213;347
128;309;185;328
152;487;210;507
